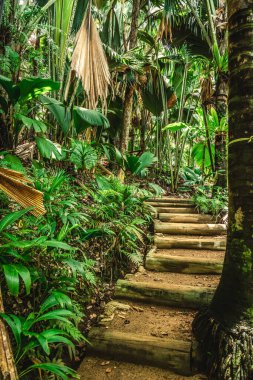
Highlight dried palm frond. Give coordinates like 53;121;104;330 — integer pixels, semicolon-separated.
0;168;46;217
15;142;36;161
200;76;213;108
68;5;110;109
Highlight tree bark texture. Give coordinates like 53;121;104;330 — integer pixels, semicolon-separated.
192;2;253;379
119;0;140;155
212;0;253;325
0;0;4;26
214;131;227;188
0;287;18;380
214;1;228;189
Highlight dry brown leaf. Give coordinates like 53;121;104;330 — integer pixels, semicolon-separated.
69;6;110;109
0;168;46;217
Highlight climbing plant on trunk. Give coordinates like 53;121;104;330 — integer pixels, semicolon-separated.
192;1;253;379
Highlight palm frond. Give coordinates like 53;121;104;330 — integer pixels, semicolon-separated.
0;169;46;217
69;6;110;109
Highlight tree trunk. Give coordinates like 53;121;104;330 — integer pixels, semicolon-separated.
140;110;146;153
214;2;228;190
119;0;140;156
214;130;227;188
192;2;253;379
120;85;134;154
0;287;18;379
0;0;4;26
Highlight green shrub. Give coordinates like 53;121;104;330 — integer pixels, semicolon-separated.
193;187;228;216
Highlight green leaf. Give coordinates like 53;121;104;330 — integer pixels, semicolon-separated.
0;95;8;113
137;152;157;174
209;107;219;126
1;153;26;172
96;175;112;190
0;75;20;103
35;137;63;160
192;142;215;168
45;240;74;250
40;95;71;135
163;122;189;133
3;265;20;296
3;264;31;296
148;183;165;197
35;309;75;324
26;363;78;380
0;208;32;233
141;88;163;116
137;30;155;48
213;42;221;68
70;141;98;170
29;329;74;355
101;7;121;50
19;77;60;102
40;292;72;312
0;237;47;249
36;333;50;354
62;258;85;278
15;114;47;133
125;152;157;177
14;264;32;295
73;106;110;134
0;313;22;348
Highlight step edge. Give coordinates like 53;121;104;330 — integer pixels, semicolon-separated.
146;253;224;265
116;279;216;293
89;327;191;351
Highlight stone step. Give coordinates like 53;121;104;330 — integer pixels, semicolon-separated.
147;202;195;208
159;213;215;223
148;197;193;205
88;328;192;376
115;271;217;308
115;279;215;308
155;235;226;250
146;249;224;274
154;221;226;236
156;207;197;214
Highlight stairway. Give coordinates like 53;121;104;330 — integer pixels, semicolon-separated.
78;197;226;379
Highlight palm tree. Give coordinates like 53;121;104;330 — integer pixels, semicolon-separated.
192;1;253;378
119;0;141;157
165;0;228;187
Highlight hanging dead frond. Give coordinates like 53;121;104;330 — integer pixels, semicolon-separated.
69;6;110;109
0;168;46;217
200;76;214;108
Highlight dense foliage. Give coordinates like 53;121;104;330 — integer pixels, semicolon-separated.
0;156;155;378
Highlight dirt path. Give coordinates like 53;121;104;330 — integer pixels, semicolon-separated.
78;197;225;379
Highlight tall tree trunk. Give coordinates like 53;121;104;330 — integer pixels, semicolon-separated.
192;1;253;379
0;287;18;379
140;110;146;153
119;0;140;156
0;0;4;26
214;129;227;188
214;1;229;189
120;85;135;154
214;73;228;187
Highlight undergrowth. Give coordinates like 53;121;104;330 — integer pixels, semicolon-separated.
193;186;228;217
0;160;154;379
